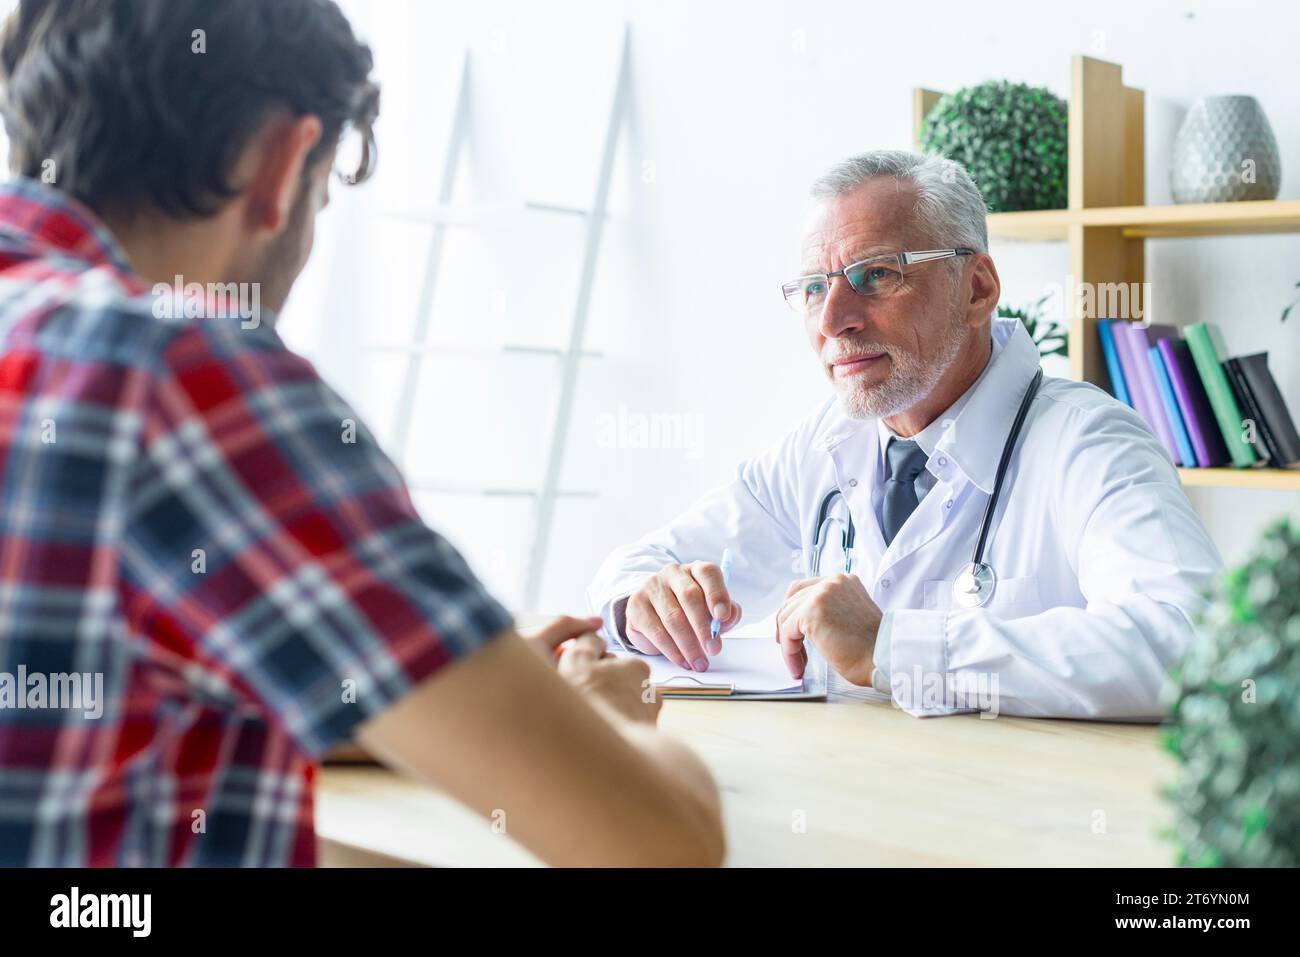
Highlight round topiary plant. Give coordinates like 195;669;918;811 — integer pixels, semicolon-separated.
1162;518;1300;867
919;80;1068;212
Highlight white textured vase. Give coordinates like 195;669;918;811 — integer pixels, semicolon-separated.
1170;95;1281;204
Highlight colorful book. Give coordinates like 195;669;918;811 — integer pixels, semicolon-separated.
1097;320;1132;407
1184;322;1258;468
1112;322;1181;460
1110;322;1165;448
1235;352;1300;468
1149;346;1196;467
1158;338;1229;467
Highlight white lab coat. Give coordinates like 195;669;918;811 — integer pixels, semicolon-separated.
587;318;1223;719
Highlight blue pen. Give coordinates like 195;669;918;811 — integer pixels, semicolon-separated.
710;548;733;641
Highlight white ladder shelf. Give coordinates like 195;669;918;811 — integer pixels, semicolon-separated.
365;26;632;612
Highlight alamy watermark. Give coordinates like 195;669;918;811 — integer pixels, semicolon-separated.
50;887;151;937
0;666;104;719
152;275;262;329
1039;274;1154;322
891;664;1002;718
595;404;706;456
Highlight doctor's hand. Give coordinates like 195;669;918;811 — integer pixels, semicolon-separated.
775;574;883;685
623;562;742;672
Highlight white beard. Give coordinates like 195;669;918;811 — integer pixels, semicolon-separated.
831;316;969;420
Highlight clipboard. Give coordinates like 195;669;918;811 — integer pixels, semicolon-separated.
653;644;828;701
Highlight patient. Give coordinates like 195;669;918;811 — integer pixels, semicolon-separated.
0;0;722;867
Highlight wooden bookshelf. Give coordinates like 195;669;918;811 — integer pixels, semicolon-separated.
915;55;1300;493
987;199;1300;241
1177;467;1300;490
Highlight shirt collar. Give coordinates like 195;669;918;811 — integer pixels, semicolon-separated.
876;346;992;459
0;176;138;279
818;317;1043;494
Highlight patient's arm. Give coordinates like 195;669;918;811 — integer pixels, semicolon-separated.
358;629;725;867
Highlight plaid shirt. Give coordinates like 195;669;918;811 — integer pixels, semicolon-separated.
0;178;511;866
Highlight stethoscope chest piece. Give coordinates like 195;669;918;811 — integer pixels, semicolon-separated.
952;561;996;608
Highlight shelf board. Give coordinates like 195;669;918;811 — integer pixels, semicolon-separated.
1176;467;1300;491
988;198;1300;242
986;209;1076;241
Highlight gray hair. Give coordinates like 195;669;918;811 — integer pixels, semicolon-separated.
809;149;989;253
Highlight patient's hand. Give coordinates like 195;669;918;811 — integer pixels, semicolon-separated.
624;562;742;672
558;633;661;726
521;614;606;662
524;615;660;725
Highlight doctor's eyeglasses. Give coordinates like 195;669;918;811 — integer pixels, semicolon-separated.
781;247;976;315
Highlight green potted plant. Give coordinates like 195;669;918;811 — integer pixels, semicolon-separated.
1162;519;1300;866
997;293;1068;358
919;80;1068;212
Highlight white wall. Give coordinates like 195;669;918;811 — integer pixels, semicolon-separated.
281;0;1300;614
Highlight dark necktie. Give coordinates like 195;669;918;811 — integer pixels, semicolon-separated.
882;437;929;546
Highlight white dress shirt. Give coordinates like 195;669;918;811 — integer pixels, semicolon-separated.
587;318;1223;719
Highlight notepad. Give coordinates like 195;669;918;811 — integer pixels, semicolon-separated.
634;637;814;697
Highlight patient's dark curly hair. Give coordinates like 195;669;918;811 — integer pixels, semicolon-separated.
0;0;380;216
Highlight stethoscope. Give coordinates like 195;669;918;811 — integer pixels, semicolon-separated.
810;366;1043;608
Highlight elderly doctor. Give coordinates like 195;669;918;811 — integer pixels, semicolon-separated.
587;149;1223;720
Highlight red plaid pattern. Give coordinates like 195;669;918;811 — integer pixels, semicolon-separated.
0;178;511;866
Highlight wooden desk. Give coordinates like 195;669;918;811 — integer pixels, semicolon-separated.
317;693;1177;867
